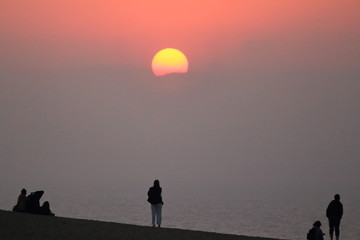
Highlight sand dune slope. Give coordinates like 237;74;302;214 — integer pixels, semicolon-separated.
0;210;282;240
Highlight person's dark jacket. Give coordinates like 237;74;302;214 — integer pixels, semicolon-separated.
326;200;343;220
147;187;163;205
25;191;44;214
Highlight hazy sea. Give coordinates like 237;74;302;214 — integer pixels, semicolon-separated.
1;185;359;240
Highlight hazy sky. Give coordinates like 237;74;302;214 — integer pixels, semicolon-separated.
1;0;360;194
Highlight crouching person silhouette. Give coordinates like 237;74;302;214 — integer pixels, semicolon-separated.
307;221;325;240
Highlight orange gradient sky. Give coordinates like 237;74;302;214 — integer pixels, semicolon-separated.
1;0;359;72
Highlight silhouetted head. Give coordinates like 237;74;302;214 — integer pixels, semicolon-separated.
334;194;340;201
313;221;322;227
21;188;27;195
153;180;160;188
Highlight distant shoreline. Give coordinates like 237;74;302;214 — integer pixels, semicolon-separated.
0;209;283;240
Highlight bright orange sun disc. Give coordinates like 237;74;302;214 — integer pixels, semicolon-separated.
152;48;189;76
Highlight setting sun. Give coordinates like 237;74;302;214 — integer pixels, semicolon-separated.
152;48;189;76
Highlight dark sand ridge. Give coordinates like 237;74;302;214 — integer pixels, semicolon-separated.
0;210;283;240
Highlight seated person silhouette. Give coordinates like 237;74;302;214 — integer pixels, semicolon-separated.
13;188;27;212
26;191;44;214
40;201;55;216
13;190;55;216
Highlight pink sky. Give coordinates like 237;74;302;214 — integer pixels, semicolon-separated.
1;0;359;72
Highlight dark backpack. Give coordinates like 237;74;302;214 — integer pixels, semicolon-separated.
307;227;316;240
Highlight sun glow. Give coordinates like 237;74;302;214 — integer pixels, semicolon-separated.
152;48;188;76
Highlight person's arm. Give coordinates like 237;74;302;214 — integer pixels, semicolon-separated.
326;203;330;218
340;203;343;219
160;188;163;205
17;195;22;204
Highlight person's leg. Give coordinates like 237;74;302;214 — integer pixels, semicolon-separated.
151;205;156;226
334;219;340;240
156;204;162;227
329;219;334;240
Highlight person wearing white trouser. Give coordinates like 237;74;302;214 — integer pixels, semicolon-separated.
147;180;164;227
151;203;162;226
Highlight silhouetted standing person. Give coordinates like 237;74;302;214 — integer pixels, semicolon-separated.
326;194;343;240
147;180;163;227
